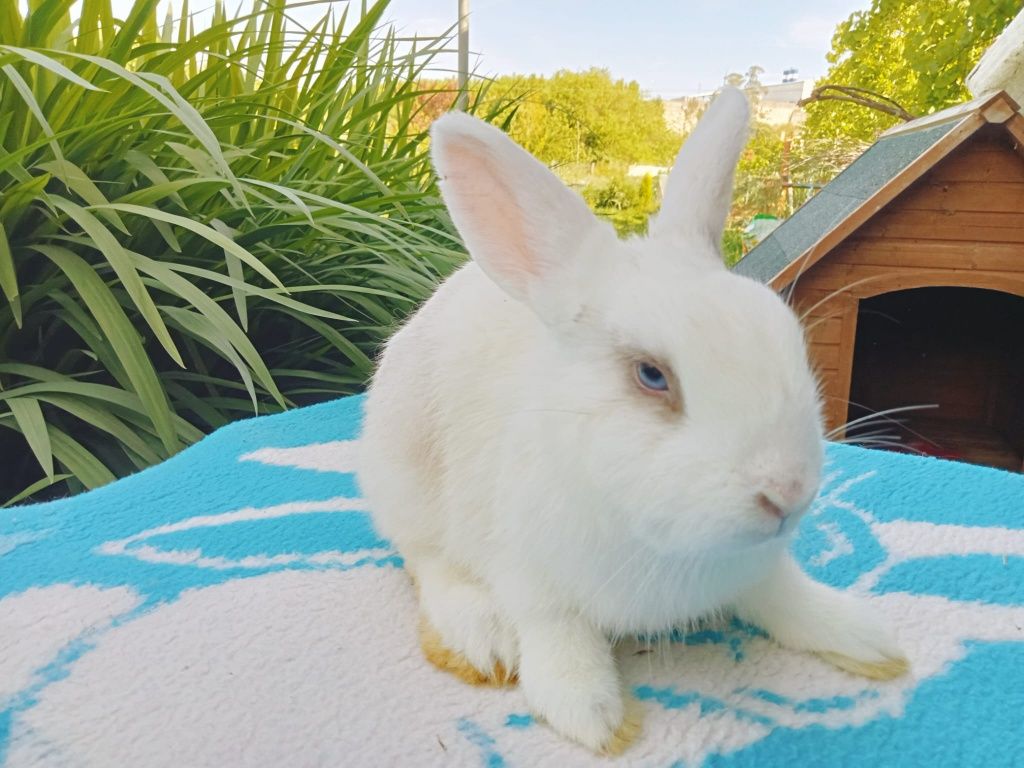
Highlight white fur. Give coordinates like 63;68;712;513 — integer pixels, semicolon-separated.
357;87;903;752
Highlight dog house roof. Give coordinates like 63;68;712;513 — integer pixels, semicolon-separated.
732;91;1024;289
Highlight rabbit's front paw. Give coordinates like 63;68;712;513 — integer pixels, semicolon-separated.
817;649;909;680
735;555;910;681
529;669;639;754
813;596;909;681
414;558;518;686
516;616;642;754
419;614;517;686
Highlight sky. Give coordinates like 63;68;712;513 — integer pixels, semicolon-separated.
381;0;873;97
102;0;873;98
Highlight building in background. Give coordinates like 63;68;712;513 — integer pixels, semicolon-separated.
663;78;813;134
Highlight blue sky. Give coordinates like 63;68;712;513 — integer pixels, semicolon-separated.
383;0;872;97
100;0;872;97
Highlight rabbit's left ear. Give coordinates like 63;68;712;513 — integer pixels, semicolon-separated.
649;86;750;252
431;111;611;312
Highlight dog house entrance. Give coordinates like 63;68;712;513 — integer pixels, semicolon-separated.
847;287;1024;472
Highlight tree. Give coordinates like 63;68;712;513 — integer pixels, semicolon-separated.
732;122;787;222
483;68;681;169
638;173;655;210
805;0;1019;142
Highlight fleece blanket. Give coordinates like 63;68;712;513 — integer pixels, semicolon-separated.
2;395;1023;768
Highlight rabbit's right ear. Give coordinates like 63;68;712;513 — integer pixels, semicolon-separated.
431;112;610;312
649;86;750;254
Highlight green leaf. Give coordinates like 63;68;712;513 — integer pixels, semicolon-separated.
210;218;248;330
161;305;259;411
0;220;20;326
1;62;65;163
0;172;49;234
8;396;54;477
133;252;285;406
47;424;116;489
49;196;184;367
106;0;159;63
0;44;103;90
36;159;128;232
3;472;73;507
37;392;163;465
33;244;179;454
94;203;285;289
0;0;515;504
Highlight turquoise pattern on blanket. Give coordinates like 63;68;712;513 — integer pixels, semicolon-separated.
2;394;1023;767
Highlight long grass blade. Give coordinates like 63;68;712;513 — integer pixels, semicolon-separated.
8;396;54;477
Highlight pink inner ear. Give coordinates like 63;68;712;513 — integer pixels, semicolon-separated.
437;135;540;297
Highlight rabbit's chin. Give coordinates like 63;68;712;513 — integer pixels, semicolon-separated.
624;505;802;562
637;529;793;565
570;534;793;635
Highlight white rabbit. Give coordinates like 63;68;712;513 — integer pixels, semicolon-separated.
357;86;908;754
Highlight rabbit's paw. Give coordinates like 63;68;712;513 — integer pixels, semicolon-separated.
735;555;910;682
531;676;635;754
602;696;644;756
519;624;639;755
419;614;517;686
415;560;518;686
813;596;910;681
817;650;910;681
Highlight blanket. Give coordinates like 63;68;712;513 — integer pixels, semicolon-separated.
2;395;1023;767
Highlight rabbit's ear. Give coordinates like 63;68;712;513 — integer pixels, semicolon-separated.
649;86;750;251
431;112;608;306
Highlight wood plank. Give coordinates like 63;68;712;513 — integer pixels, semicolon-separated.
809;343;840;369
859;209;1024;243
815;369;842;410
833;238;1024;273
1003;114;1024;160
797;267;909;295
794;289;856;319
822;396;849;436
795;264;1024;298
892;180;1024;214
928;143;1024;183
804;316;843;344
881;92;1017;137
851;271;1024;298
833;295;859;438
815;367;840;385
982;97;1019;125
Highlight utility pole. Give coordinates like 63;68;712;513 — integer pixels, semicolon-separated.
456;0;469;110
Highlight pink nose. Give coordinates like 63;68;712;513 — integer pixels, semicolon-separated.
756;492;786;519
756;480;811;520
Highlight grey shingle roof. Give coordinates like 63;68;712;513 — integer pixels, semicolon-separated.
732;119;965;285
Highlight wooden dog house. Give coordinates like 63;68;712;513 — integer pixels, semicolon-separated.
735;91;1024;471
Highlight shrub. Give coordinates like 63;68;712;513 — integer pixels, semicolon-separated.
582;172;659;237
0;0;511;505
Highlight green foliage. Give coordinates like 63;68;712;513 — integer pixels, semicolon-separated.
0;0;509;505
806;0;1020;141
721;228;746;267
733;122;787;222
581;173;660;237
486;68;681;168
435;68;682;237
637;173;654;210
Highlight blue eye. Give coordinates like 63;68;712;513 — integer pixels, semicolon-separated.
636;362;669;392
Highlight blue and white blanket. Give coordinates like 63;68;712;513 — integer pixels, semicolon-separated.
2;395;1023;767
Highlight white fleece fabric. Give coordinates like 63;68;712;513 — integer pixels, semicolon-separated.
2;395;1023;767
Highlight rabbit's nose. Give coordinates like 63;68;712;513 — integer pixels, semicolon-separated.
756;492;786;519
757;479;813;519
